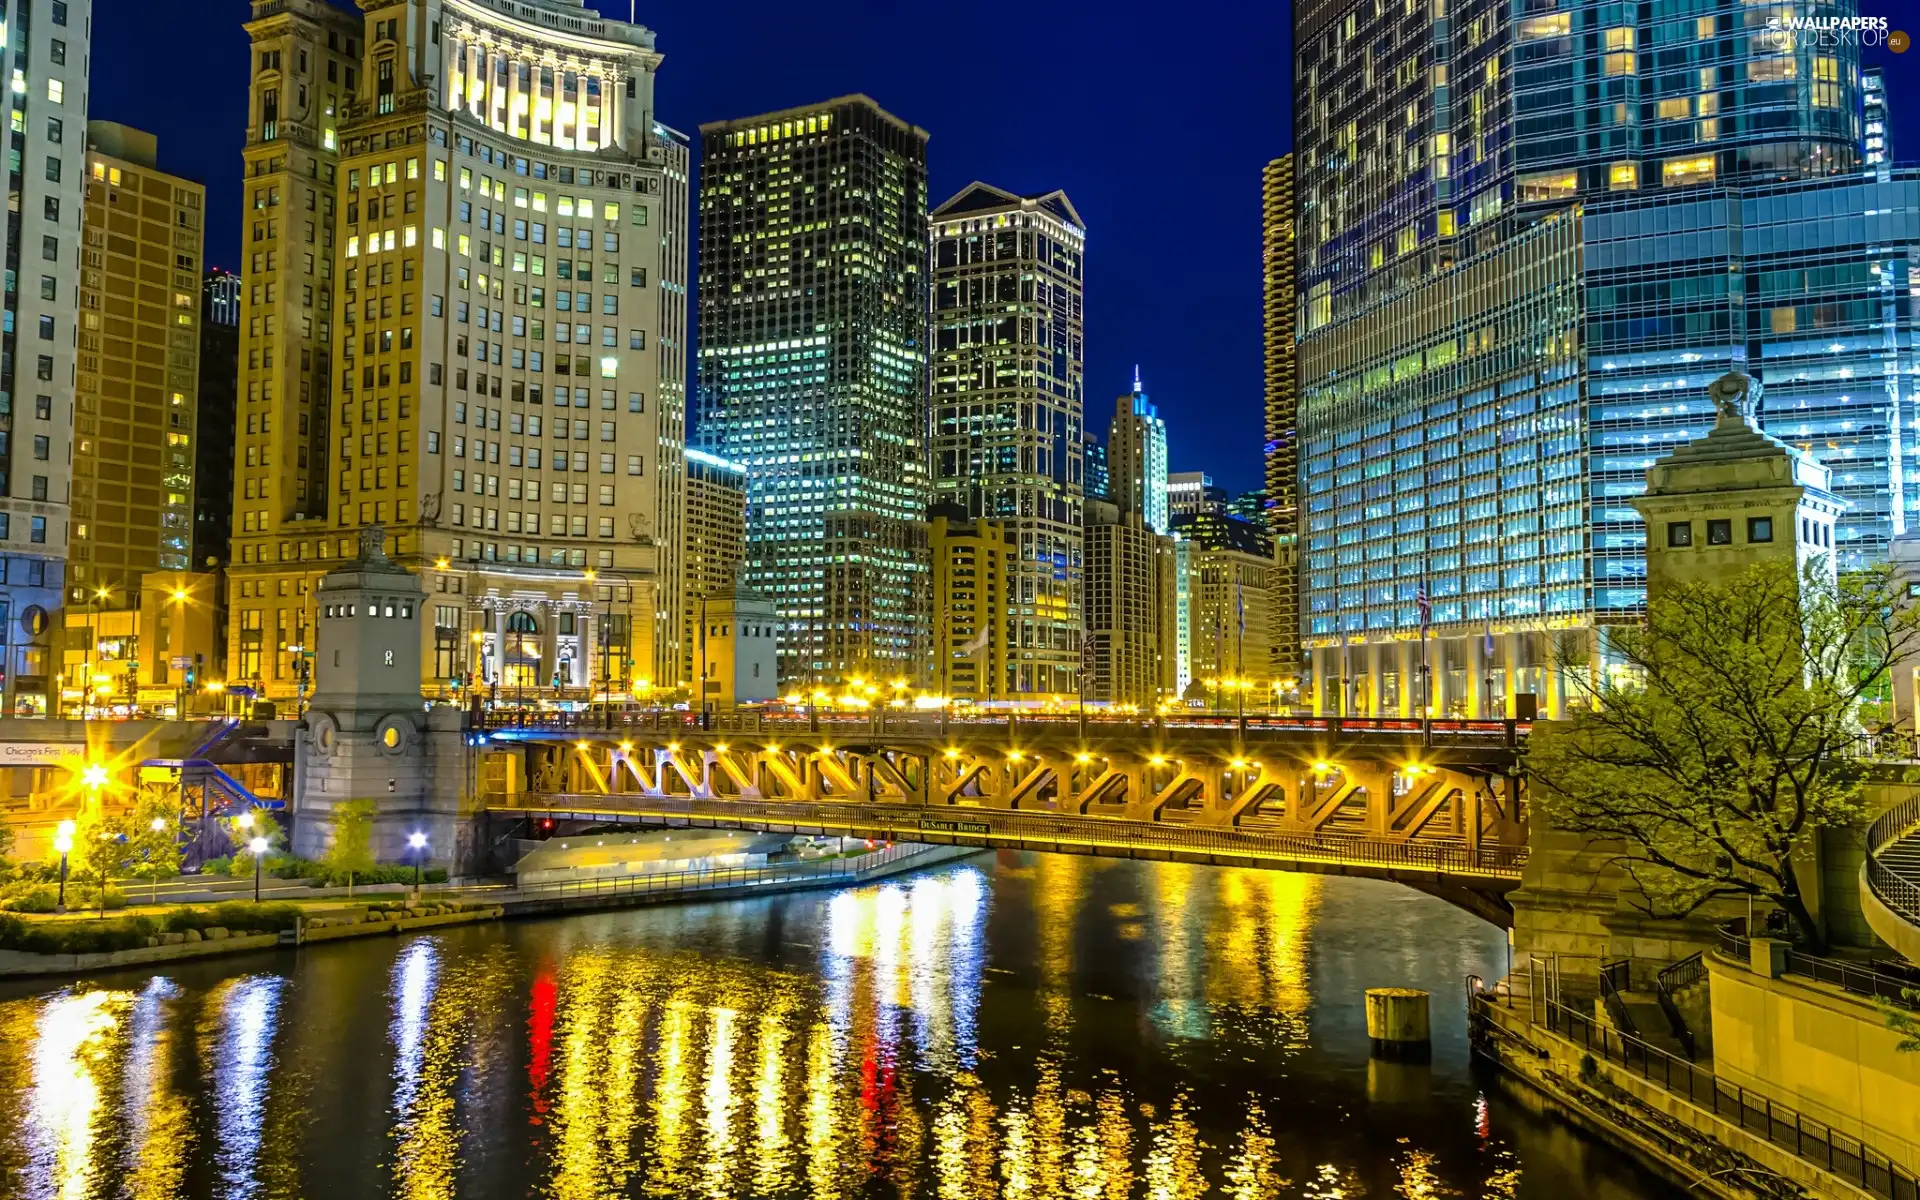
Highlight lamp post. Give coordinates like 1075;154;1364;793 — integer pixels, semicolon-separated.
249;836;268;902
408;831;428;893
53;819;75;913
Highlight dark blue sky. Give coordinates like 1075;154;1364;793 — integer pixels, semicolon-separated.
95;1;1290;494
92;6;1918;497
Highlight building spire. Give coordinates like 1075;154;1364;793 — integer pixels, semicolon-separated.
1133;364;1143;395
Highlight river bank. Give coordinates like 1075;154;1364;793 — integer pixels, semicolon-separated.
0;842;977;979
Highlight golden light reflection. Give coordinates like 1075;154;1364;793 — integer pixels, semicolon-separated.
29;989;121;1200
0;860;1542;1199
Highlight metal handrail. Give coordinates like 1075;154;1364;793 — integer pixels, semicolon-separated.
1719;929;1920;1013
503;790;1529;878
1525;995;1920;1200
475;708;1532;744
1598;958;1639;1038
1865;792;1920;928
1654;952;1705;1060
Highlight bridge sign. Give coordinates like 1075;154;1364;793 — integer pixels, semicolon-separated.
920;818;991;836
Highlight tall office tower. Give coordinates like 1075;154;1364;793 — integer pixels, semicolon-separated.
1107;376;1168;536
929;505;1011;703
1082;431;1109;502
1176;511;1276;702
233;0;689;706
1296;0;1863;720
71;125;204;598
1226;489;1267;524
682;447;746;684
698;96;931;688
929;184;1085;698
0;0;89;716
1864;67;1891;167
1167;471;1224;519
1082;496;1176;707
196;268;241;570
1261;154;1300;686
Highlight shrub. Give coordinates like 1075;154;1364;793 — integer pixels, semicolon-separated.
74;887;128;911
0;913;23;945
0;885;59;913
199;856;234;877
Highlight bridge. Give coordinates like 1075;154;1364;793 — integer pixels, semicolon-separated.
473;711;1532;924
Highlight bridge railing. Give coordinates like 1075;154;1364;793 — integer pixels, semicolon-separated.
500;791;1529;878
475;708;1530;745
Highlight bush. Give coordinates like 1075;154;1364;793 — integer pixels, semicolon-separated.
200;856;234;877
268;857;446;887
162;902;304;936
0;885;59;913
74;887;128;912
0;913;158;955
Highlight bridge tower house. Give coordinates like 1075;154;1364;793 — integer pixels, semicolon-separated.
292;528;470;868
1513;371;1846;978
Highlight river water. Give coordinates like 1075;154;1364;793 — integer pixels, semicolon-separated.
0;853;1681;1199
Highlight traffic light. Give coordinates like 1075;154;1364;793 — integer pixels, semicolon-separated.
188;652;202;688
450;676;463;692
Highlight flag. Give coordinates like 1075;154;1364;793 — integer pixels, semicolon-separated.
961;627;990;654
1416;587;1431;638
1483;622;1495;659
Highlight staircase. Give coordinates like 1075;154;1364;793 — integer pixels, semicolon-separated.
1863;793;1920;964
1594;955;1709;1060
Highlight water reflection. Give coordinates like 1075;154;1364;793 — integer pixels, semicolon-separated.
0;858;1681;1200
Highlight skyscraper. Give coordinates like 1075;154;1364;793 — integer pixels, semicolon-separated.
0;0;89;715
233;0;689;705
930;184;1084;698
1176;512;1276;707
73;124;204;597
1083;497;1176;708
1107;375;1168;536
697;96;930;687
196;268;241;571
1083;431;1109;503
1167;471;1224;519
929;505;1012;703
1295;0;1866;719
683;447;747;684
1261;154;1299;684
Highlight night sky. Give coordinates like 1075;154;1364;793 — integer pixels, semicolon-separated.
90;4;1919;497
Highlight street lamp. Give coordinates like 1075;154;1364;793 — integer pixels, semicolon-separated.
248;836;268;902
408;831;428;891
53;819;75;913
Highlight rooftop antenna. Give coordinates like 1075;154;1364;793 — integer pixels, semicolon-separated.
1132;364;1142;395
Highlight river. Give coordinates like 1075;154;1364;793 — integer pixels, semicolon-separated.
0;852;1681;1199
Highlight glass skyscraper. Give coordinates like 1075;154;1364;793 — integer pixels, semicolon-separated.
696;96;931;686
1294;0;1872;718
929;184;1085;697
1585;169;1920;611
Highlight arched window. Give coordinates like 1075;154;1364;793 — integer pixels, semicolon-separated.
507;611;539;635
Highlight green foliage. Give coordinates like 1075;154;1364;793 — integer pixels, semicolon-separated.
0;883;59;913
0;823;15;879
1528;560;1919;953
125;798;184;901
224;809;285;869
269;856;445;887
200;855;234;877
322;799;377;893
1890;991;1920;1054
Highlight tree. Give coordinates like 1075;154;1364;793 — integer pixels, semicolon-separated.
323;799;376;896
126;798;183;905
68;806;133;918
1526;558;1920;953
0;823;15;881
1890;995;1920;1054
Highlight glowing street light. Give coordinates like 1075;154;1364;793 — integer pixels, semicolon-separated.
408;831;429;891
81;762;109;792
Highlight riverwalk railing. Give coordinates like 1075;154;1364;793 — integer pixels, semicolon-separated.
1534;996;1920;1200
455;842;953;904
1718;929;1920;1013
1653;952;1705;1060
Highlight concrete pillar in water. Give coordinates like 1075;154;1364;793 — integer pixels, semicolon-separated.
1365;987;1432;1058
